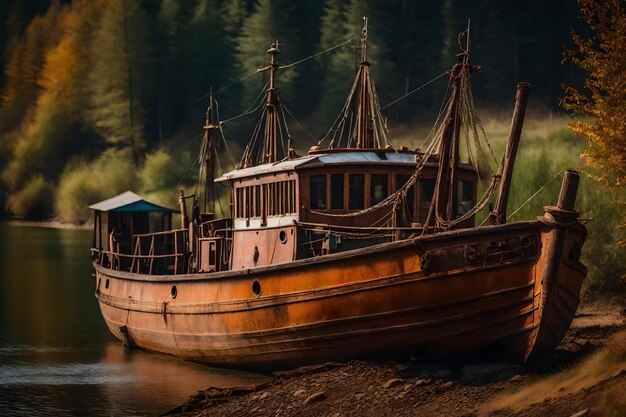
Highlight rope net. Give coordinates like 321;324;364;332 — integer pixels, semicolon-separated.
311;59;501;233
319;62;394;150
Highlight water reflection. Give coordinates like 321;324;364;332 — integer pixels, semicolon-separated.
0;223;268;416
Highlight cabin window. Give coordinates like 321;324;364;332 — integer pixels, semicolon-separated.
254;185;261;217
270;183;278;215
396;175;414;217
234;179;298;220
349;174;365;210
310;175;326;210
457;180;474;215
283;181;289;214
279;181;284;214
261;184;268;223
330;174;344;210
370;174;388;206
245;187;252;218
235;188;244;218
289;180;297;214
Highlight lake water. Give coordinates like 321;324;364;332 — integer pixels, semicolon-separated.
0;222;268;416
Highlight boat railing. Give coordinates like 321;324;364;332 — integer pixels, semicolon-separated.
130;228;189;275
196;218;233;272
92;228;189;275
296;221;420;257
198;218;232;239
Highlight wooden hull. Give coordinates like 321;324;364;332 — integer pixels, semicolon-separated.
93;220;587;369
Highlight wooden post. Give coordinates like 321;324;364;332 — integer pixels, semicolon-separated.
489;82;531;224
179;190;188;230
556;169;580;211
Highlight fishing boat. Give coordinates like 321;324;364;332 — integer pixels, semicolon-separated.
90;21;587;369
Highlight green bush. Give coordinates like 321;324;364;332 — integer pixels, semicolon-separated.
5;175;54;219
139;147;195;209
55;148;137;223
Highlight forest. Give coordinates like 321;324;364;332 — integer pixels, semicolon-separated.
0;0;587;222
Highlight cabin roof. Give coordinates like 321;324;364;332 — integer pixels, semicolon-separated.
309;151;418;166
215;151;420;182
215;156;317;182
88;191;176;213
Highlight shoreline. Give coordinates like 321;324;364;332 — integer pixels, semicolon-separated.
166;300;626;417
6;219;91;230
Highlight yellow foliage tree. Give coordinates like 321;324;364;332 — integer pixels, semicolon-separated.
562;0;626;190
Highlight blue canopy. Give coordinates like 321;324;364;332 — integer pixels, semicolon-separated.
88;191;176;213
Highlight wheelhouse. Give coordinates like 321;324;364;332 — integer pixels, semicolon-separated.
216;148;478;269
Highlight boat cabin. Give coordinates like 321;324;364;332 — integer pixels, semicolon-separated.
216;149;478;269
89;191;177;273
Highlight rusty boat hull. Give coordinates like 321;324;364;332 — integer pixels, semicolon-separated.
93;217;587;369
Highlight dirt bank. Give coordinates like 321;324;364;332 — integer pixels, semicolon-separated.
7;219;91;230
166;301;625;417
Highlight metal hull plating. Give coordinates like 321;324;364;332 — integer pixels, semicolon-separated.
94;220;587;369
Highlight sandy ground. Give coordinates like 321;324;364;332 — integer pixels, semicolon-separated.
166;300;626;417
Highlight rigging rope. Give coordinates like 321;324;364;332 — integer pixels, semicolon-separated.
219;80;269;125
281;102;316;142
213;99;236;166
382;71;448;110
503;167;568;222
278;39;354;70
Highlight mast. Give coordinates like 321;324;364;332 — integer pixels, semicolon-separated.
425;20;478;231
446;19;471;220
263;41;280;164
320;18;392;150
356;17;373;149
203;90;218;214
428;57;462;228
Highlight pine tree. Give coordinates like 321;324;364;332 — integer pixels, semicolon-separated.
0;1;64;133
181;0;232;122
153;0;196;139
222;0;251;36
316;0;392;131
235;0;303;110
86;0;153;162
383;0;444;118
1;1;65;195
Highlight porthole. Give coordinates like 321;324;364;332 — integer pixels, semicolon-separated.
105;279;110;289
171;285;177;299
252;280;261;297
279;230;287;244
253;246;260;264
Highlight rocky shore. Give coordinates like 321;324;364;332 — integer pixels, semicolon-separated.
166;301;625;417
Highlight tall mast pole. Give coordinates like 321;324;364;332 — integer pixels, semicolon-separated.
263;41;280;164
426;58;462;230
425;20;478;232
203;89;217;214
446;19;471;220
356;17;373;149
